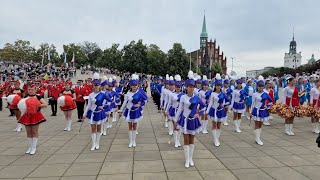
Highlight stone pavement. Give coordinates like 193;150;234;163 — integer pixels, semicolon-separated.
0;74;320;179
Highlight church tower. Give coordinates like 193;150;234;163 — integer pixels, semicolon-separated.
284;30;302;68
200;14;208;49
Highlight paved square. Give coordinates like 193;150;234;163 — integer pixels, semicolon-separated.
0;74;319;180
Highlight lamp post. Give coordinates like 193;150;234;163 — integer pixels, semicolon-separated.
231;57;235;71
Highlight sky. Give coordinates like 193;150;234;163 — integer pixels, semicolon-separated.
1;0;319;76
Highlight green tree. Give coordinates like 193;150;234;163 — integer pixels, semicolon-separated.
146;44;167;75
80;41;101;65
121;40;148;73
1;40;36;62
211;63;222;75
62;43;87;67
97;44;122;69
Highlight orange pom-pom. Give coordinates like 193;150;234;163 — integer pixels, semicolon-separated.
25;98;41;114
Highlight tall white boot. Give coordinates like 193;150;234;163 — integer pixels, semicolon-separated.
201;120;204;131
237;119;242;132
67;120;72;131
128;131;133;148
285;124;290;135
174;131;179;148
168;121;173;135
223;120;229;126
183;145;190;168
112;113;116;122
164;117;168;128
255;129;263;145
30;138;38;155
189;144;195;167
202;120;208;134
234;120;241;133
315;123;320;134
91;133;96;151
136;122;139;135
25;138;32;154
132;130;137;147
212;129;218;146
14;123;22;132
289;124;294;136
177;131;181;147
258;129;263;145
95;133;101;150
216;129;221;147
102;121;107;136
109;119;113;128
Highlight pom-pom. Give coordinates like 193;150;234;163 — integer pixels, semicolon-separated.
93;72;100;79
258;75;264;81
166;74;169;80
225;75;229;80
174;75;181;81
58;95;73;107
108;77;113;83
25;98;41;114
131;74;139;80
113;76;117;80
203;75;208;81
169;76;174;81
215;73;221;80
294;106;306;117
103;76;108;80
17;98;27;115
57;96;65;107
7;94;21;105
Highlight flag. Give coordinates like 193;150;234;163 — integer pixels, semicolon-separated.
64;52;67;64
48;47;51;62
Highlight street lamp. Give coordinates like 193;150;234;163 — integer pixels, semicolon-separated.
231;57;235;71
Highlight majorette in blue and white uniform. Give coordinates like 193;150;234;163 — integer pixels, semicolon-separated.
161;74;170;128
222;76;233;126
198;75;211;134
250;80;273;146
194;73;202;96
163;76;176;135
230;79;247;133
100;79;112;135
206;74;230;147
244;79;255;119
119;74;148;148
83;78;112;151
165;75;184;148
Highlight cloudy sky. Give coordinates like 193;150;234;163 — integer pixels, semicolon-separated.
1;0;319;75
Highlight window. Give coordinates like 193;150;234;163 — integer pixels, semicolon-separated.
297;60;299;62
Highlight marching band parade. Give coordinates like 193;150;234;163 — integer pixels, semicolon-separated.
1;64;320;167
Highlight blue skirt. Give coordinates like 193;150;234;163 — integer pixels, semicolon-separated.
233;102;245;113
245;96;253;106
104;104;111;113
251;107;269;121
168;107;176;121
177;115;201;135
86;110;106;124
208;107;227;122
123;107;142;122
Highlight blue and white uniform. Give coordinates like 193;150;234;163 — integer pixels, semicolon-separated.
84;92;111;125
175;94;205;135
230;89;247;113
207;92;230;122
166;91;184;122
244;85;255;106
120;91;148;123
250;91;273;122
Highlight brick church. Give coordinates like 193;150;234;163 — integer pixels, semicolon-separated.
190;14;227;78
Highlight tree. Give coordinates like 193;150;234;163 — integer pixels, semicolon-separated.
80;41;101;65
97;44;122;69
0;39;36;62
211;63;222;75
62;43;87;67
121;40;148;73
146;44;167;75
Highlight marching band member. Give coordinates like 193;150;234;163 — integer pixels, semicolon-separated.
282;76;299;135
198;75;211;134
244;79;255;120
75;80;88;122
306;75;316;105
296;77;307;105
18;84;47;155
59;81;76;131
161;75;170;128
101;78;111;135
206;74;229;147
263;79;275;126
83;79;111;151
119;74;148;148
165;75;184;148
47;79;61;116
9;80;24;132
222;76;233;125
230;79;247;133
175;71;205;168
272;77;280;103
164;76;175;135
250;80;273;145
194;74;201;96
309;79;320;133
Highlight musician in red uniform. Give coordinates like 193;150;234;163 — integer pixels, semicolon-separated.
74;80;88;122
84;78;93;104
59;81;76;131
35;81;46;98
9;80;25;132
47;79;61;116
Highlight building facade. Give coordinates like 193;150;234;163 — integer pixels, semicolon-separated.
246;67;274;78
189;14;227;78
284;35;302;68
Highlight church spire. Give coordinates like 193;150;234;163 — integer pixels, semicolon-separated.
200;12;208;38
292;26;295;41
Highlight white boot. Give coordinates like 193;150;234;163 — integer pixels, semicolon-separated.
14;123;22;132
136;122;139;135
200;120;204;131
237;119;242;132
263;120;271;126
91;133;96;151
258;129;263;145
67;120;72;131
95;133;101;150
269;116;274;119
202;120;208;134
25;138;32;154
223;121;229;126
285;124;290;135
102;121;107;136
174;131;179;148
177;131;181;147
212;130;218;147
234;120;241;133
289;124;294;136
189;144;195;167
30;138;38;155
132;131;137;147
109;120;113;128
168;121;173;135
183;145;190;168
315;123;320;134
112;113;116;122
255;129;263;145
128;131;133;148
216;129;221;147
164;117;168;128
64;120;69;131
